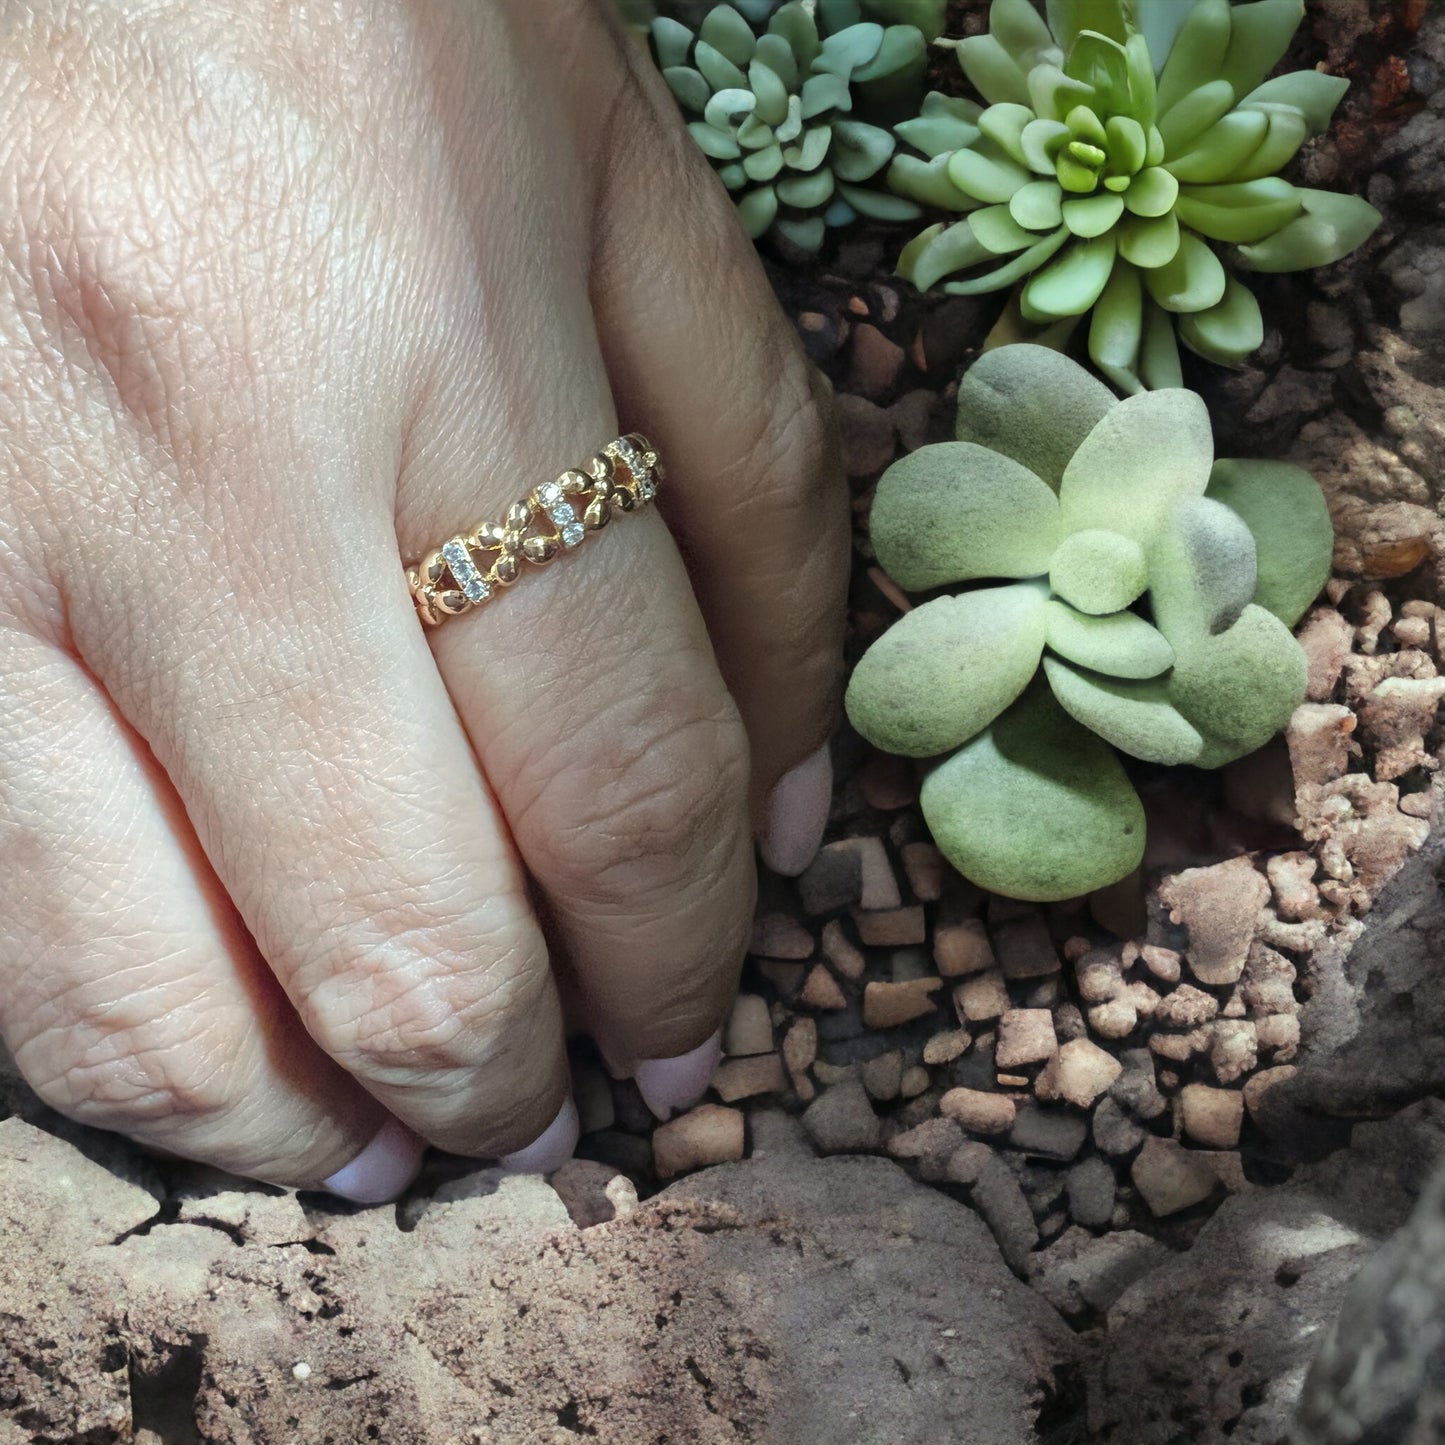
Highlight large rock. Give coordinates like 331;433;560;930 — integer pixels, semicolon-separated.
0;1111;1078;1444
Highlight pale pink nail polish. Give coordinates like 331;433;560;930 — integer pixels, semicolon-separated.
634;1031;722;1121
499;1098;579;1174
321;1118;425;1204
758;743;832;877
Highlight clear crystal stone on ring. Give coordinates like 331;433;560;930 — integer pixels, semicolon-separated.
440;538;491;603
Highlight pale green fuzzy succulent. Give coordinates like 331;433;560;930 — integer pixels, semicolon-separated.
889;0;1382;391
651;2;936;251
845;344;1333;901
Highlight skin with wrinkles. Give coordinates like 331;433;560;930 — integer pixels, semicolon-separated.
0;0;847;1188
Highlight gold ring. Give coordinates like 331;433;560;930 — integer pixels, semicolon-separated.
406;433;662;626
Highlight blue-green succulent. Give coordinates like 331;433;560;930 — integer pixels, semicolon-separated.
889;0;1382;390
651;1;941;251
845;344;1334;900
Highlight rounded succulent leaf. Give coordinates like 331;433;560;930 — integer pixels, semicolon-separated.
1176;273;1264;362
1044;600;1174;679
1058;387;1214;543
921;682;1146;902
1042;657;1205;764
1049;528;1149;614
1148;495;1259;642
1020;232;1117;319
1205;459;1333;628
846;585;1049;757
1168;604;1308;768
869;441;1061;590
954;343;1116;492
1143;229;1227;312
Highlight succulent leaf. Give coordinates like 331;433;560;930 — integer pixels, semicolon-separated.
1042;657;1206;763
1049;528;1149;614
868;440;1062;589
1176;272;1264;361
845;585;1049;756
1148;495;1259;641
1234;188;1382;271
920;682;1146;902
1044;599;1175;678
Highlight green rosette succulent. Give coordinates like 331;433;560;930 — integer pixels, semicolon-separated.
845;344;1334;901
889;0;1382;391
651;2;935;251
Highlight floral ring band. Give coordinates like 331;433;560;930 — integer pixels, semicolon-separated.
406;434;662;627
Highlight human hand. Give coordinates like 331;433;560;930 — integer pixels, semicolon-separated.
0;0;845;1197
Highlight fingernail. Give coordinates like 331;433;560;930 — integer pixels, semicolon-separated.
499;1097;579;1174
634;1031;722;1122
758;743;832;877
321;1118;425;1204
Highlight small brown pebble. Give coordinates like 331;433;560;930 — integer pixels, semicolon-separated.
750;912;814;960
1131;1136;1219;1217
1209;1019;1258;1085
996;1009;1058;1068
886;1117;963;1172
1286;703;1357;790
1149;1028;1209;1062
954;969;1010;1023
652;1104;745;1179
1025;977;1062;1009
940;1087;1017;1135
863;976;943;1027
796;840;864;916
1035;1038;1124;1109
1266;852;1323;922
1123;981;1160;1018
901;841;946;902
855;837;902;911
899;1065;931;1098
549;1160;627;1228
724;994;774;1057
799;965;848;1011
1053;1002;1087;1042
861;1050;904;1101
1297;607;1353;700
812;1061;857;1087
1355;588;1392;654
923;1029;972;1065
996;1073;1029;1088
797;310;828;332
934;918;996;977
820;919;866;980
835;392;895;478
1393;614;1433;648
1255;1013;1301;1059
848;322;905;397
711;1053;787;1103
994;914;1062;980
853;905;926;946
1063;936;1093;963
1088;998;1139;1040
1153;984;1220;1029
1157;1069;1180;1091
857;751;917;810
1158;857;1269;986
1178;1084;1244;1148
1076;947;1126;1003
1243;1064;1298;1119
758;960;805;997
782;1018;817;1101
945;1141;995;1186
1139;945;1181;983
604;1174;639;1219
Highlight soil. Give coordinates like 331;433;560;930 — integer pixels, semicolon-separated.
4;3;1445;1442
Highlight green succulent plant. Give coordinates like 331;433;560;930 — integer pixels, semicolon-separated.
651;1;937;251
888;0;1382;391
845;344;1334;901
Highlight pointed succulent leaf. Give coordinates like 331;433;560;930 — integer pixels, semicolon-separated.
896;92;984;158
754;31;799;88
688;121;742;160
748;59;791;124
853;22;925;82
1124;32;1158;127
1044;600;1175;679
869;440;1061;589
1043;658;1205;764
831;119;895;181
1240;71;1349;135
1049;528;1150;614
993;0;1059;65
789;123;833;171
1089;261;1147;393
946;227;1071;295
1166;109;1270;185
1011;178;1065;230
1062;192;1126;238
651;17;695;70
1123;166;1178;217
1065;31;1132;114
955;344;1117;493
1133;0;1194;80
1174;178;1304;244
769;2;821;69
958;34;1032;106
1059;388;1214;543
695;39;749;91
1169;604;1308;768
846;586;1049;757
1234;189;1382;271
1045;0;1132;51
737;112;777;148
815;22;885;79
1177;274;1264;362
1227;106;1309;182
1157;79;1237;157
1219;0;1306;106
1143;230;1227;312
700;5;759;65
1140;297;1184;389
921;681;1146;901
946;143;1033;203
1149;495;1258;642
1205;459;1332;628
1117;210;1180;268
1020;232;1117;320
839;182;922;220
663;66;711;114
897;220;992;290
1155;0;1231;117
888;154;974;211
799;70;849;118
971;204;1038;254
737;185;779;238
